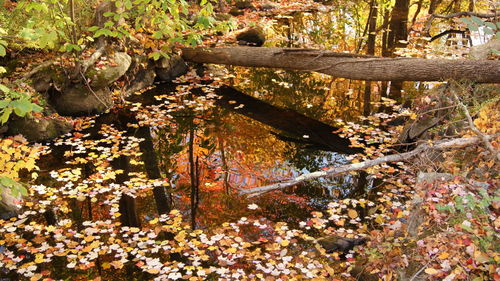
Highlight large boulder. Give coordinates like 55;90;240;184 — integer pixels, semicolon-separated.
7;116;73;141
155;55;188;82
51;86;113;116
86;52;132;89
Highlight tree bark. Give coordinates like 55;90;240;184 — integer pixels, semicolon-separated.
182;47;500;82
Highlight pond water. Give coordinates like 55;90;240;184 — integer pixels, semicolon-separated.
36;9;402;230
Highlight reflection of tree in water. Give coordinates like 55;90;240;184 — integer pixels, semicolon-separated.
232;67;371;123
284;148;371;201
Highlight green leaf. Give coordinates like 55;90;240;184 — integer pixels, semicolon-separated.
124;0;133;9
11;99;32;117
0;45;6;57
471;16;485;26
483;28;494;35
31;103;43;113
152;31;163;39
88;26;100;32
0;100;10;108
103;11;115;17
0;107;12;124
460;18;474;30
468;25;479;32
484;22;496;30
0;176;16;187
149;52;161;60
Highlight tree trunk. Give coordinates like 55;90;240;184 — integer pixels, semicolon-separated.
387;0;410;51
182;47;500;82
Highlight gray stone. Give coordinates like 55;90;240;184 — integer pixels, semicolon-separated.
155;55;188;82
7;115;73;141
52;86;113;116
87;52;132;89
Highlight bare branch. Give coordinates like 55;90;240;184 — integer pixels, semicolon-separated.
239;136;492;197
453;94;500;161
424;11;498;34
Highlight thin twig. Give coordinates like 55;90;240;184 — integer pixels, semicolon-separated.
79;70;111;109
453;94;500;161
239;136;492;196
409;257;437;281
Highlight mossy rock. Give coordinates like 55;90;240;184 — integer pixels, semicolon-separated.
124;55;156;96
27;61;66;93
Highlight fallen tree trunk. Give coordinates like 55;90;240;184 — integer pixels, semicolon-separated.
238;135;493;196
182;47;500;82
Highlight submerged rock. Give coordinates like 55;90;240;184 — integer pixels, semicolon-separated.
236;28;266;47
7;116;73;141
50;86;113;116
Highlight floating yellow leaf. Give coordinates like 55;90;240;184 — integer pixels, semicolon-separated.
102;262;111;269
34;253;44;264
347;209;358;219
147;268;160;274
280;240;290;247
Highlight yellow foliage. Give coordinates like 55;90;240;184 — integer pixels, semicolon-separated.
0;136;41;180
474;101;500;135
